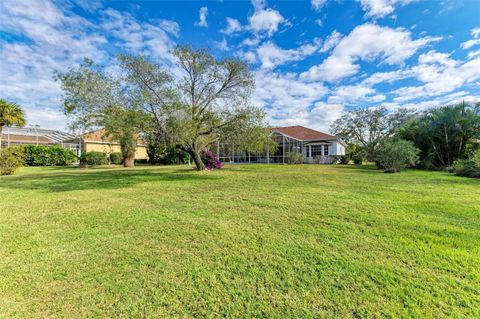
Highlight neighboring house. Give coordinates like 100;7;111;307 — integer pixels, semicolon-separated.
0;126;78;152
217;125;346;164
74;129;148;160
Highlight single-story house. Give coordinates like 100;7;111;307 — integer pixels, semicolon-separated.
75;129;148;160
272;125;346;163
217;125;346;164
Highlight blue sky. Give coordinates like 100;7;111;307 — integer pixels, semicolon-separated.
1;0;479;131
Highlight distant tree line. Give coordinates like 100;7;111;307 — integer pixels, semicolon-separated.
331;102;480;176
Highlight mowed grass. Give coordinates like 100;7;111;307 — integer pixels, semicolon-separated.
1;164;479;318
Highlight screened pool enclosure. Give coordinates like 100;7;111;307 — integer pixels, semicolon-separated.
215;126;346;164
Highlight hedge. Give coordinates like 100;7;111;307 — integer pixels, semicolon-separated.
109;152;123;165
80;151;109;166
23;145;77;166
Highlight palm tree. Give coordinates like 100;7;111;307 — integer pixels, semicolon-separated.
0;99;26;149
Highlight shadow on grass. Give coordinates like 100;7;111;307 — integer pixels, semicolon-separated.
2;167;219;193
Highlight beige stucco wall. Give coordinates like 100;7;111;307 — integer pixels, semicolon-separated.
83;142;148;160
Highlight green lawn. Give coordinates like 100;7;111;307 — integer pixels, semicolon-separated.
1;164;479;318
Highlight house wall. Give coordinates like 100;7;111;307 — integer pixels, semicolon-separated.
332;141;346;155
83;142;148;159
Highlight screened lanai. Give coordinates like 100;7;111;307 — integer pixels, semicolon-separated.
216;131;304;164
214;125;346;164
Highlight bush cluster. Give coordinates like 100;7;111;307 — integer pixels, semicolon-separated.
453;151;480;178
338;155;350;164
0;146;24;175
23;145;77;166
109;152;123;165
352;153;363;165
374;138;420;173
200;151;223;169
286;152;304;164
80;151;109;166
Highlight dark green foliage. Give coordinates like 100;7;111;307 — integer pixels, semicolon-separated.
338;155;350;164
352;153;363;165
146;138;189;165
331;107;413;161
23;145;77;166
286;152;304;164
399;103;480;169
134;159;149;164
80;151;108;166
453;151;480;178
374;138;420;173
0;145;24;175
109;152;123;165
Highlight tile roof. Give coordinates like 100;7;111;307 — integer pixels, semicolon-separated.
271;125;336;141
81;128;146;145
81;128;114;142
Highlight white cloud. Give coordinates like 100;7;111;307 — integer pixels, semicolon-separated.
320;30;343;52
311;0;327;12
24;107;69;130
308;102;346;132
467;50;480;59
471;27;480;38
0;0;180;130
248;8;285;37
461;27;480;49
242;37;261;47
356;0;413;18
101;8;178;60
361;69;411;86
462;39;480;50
214;38;230;51
237;50;258;64
301;23;440;82
328;84;386;104
251;0;266;11
393;55;480;102
253;71;337;131
221;17;242;35
195;7;208;27
256;39;321;69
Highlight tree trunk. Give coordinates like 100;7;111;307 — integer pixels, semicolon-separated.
191;150;206;170
0;125;3;150
124;155;135;167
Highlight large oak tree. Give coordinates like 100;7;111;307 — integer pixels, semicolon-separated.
121;46;268;170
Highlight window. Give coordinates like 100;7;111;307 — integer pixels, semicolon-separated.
311;145;322;156
323;145;329;156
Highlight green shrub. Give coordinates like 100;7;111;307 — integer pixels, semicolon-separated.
286;152;304;164
109;152;123;165
23;145;77;166
80;151;108;166
453;151;480;178
352;153;363;165
0;146;24;175
338;155;350;164
134;158;149;164
374;138;420;173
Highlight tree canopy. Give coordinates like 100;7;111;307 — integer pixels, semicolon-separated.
120;46;270;170
398;102;480;168
0;99;26;150
331;106;413;160
55;59;148;167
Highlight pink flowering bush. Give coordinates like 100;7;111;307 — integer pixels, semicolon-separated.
201;151;223;169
